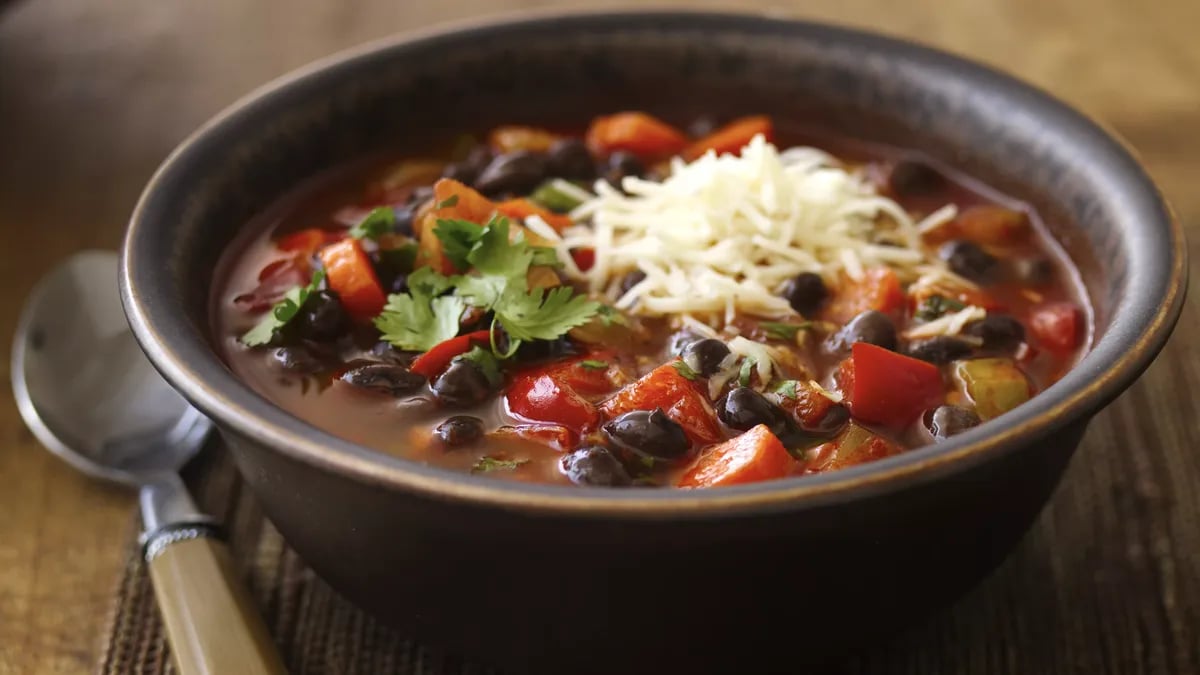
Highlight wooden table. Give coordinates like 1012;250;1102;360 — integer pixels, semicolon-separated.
1;1;1197;673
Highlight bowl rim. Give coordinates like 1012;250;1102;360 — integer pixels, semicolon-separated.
120;8;1187;519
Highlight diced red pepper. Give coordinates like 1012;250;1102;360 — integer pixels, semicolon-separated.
507;372;599;432
839;343;944;428
585;112;688;160
599;363;723;446
319;238;386;321
570;248;595;272
494;198;573;232
409;330;492;379
677;424;793;488
681;115;774;161
489;424;576;452
1029;302;1082;352
821;268;905;323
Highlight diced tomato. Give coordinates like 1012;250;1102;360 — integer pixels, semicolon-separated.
277;228;337;256
1029;302;1082;352
507;370;601;432
570;248;595;272
585;112;688;160
488;125;562;153
839;343;944;428
409;330;492;379
677;424;793;488
416;178;496;273
489;424;575;452
318;238;386;321
821;267;905;323
494;198;573;232
771;381;839;429
955;205;1030;245
600;363;723;446
805;423;904;473
681;115;774;161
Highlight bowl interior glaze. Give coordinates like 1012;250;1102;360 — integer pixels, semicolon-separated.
123;11;1184;513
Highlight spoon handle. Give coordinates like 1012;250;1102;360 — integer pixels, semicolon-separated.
144;524;287;674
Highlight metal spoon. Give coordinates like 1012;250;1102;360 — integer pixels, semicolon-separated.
11;251;285;675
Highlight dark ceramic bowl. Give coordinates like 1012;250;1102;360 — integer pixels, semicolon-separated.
120;11;1185;674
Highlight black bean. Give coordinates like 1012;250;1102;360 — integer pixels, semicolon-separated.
668;330;702;357
602;151;644;189
340;364;426;396
925;405;982;440
273;346;323;374
1012;256;1055;286
906;336;975;364
293;290;347;342
780;272;827;316
545;138;595;180
963;314;1026;351
392;203;417;237
388;273;409;294
687;115;720;138
434;416;485;447
441;145;495;186
515;336;577;362
940;240;998;283
681;339;731;377
369;341;409;364
619;270;647;296
561;446;633;487
826;310;897;353
431;360;492;407
603;408;690;461
887;160;944;197
717;387;786;431
473;151;548;196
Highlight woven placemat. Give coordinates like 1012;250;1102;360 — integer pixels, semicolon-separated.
98;332;1200;674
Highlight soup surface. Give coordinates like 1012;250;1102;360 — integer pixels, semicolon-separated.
214;113;1090;488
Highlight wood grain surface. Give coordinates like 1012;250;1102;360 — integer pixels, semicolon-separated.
0;1;1197;673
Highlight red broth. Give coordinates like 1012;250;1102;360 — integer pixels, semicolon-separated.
212;114;1090;488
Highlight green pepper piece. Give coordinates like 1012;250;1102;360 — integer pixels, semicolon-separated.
813;422;902;471
530;181;586;213
953;358;1032;420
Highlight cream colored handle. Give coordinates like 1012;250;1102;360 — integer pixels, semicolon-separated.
146;528;287;674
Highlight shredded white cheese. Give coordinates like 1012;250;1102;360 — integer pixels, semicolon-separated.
903;305;987;339
808;379;844;403
563;135;955;325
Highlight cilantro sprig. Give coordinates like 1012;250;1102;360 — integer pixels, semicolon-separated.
240;270;326;347
760;321;812;342
915;294;966;321
373;215;599;357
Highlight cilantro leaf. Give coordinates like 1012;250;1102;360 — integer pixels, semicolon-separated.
672;359;699;380
435;194;459;209
467;217;532;279
454;274;507;309
915;294;966;321
772;380;799;399
579;359;609;370
471;456;530;473
349;207;395;240
433;219;485;271
405;266;455;297
240;269;326;347
530;246;563;268
373;286;465;352
456;346;502;387
376;242;419;275
495;286;601;342
760;321;812;342
530;180;586;213
738;357;756;388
